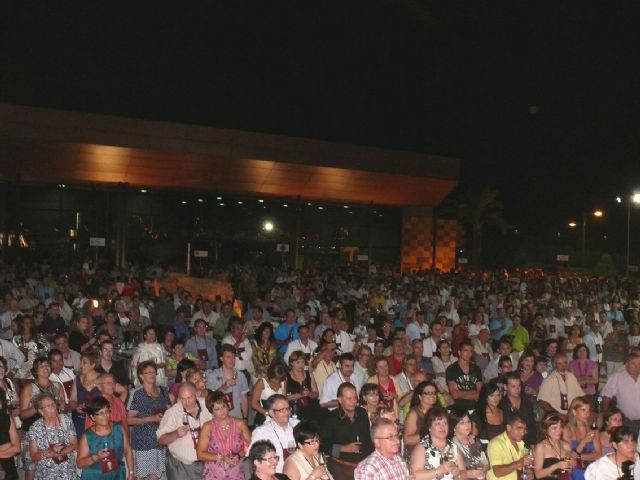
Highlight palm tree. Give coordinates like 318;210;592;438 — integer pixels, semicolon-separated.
457;187;510;267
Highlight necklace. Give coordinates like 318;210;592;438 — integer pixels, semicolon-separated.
546;437;563;458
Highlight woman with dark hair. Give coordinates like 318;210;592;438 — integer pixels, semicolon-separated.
0;356;20;427
252;322;278;380
403;381;438;450
252;363;287;426
69;314;96;353
184;368;207;399
126;360;169;480
286;350;319;422
165;338;196;389
564;326;583;359
77;395;134;480
518;349;544;400
409;406;465;480
599;408;624;456
432;340;456;394
248;440;290;480
367;355;401;416
568;344;598;396
0;383;20;480
197;390;251;480
13;315;49;381
19;357;64;480
27;392;77;480
282;421;332;480
69;350;101;437
359;382;397;425
167;358;197;404
450;408;488;479
470;382;505;442
533;411;573;480
584;426;638;479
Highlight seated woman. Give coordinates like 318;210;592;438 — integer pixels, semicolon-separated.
409;406;466;480
197;390;251;480
27;392;77;480
599;408;624;456
403;381;438;452
248;439;290;480
471;382;505;442
431;341;456;395
563;396;602;480
282;421;332;480
286;351;320;422
533;412;573;480
585;426;639;480
449;408;488;480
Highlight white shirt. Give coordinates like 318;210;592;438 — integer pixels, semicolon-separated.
406;321;429;342
422;336;439;358
283;339;317;365
156;398;212;464
319;370;362;410
601;369;640;420
0;338;25;373
221;334;254;373
335;330;354;354
249;418;300;473
49;367;76;403
191;309;219;327
584;452;640;480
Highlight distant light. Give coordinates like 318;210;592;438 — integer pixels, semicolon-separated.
557;232;561;237
603;234;608;239
343;205;349;209
258;199;264;203
140;189;147;193
58;184;66;188
92;299;99;308
237;201;243;205
568;222;577;228
593;209;604;217
263;221;274;232
181;200;187;205
283;204;288;208
197;198;204;203
633;193;640;204
318;206;324;210
528;105;540;114
307;202;312;206
219;202;225;206
216;196;222;200
349;211;353;214
616;196;622;204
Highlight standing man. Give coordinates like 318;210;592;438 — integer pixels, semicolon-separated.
157;382;212;480
311;340;337;394
422;320;444;358
94;340;131;396
221;317;254;383
406;311;429;342
320;353;361;409
185;319;217;371
283;324;317;365
487;416;533;480
537;353;584;415
249;393;299;474
321;383;374;480
354;418;409;480
446;340;483;411
190;299;219;328
484;338;518;381
602;351;640;436
583;319;604;364
205;344;249;421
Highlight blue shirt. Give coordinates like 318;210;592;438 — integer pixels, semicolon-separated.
489;316;512;341
274;322;299;354
171;320;190;339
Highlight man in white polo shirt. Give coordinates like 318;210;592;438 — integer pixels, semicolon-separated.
602;351;640;436
320;353;361;410
157;382;212;480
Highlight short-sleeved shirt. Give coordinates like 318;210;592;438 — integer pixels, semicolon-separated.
204;367;249;418
601;369;640;420
446;361;482;411
127;386;169;450
486;431;524;480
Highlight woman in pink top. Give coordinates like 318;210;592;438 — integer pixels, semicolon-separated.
568;344;598;396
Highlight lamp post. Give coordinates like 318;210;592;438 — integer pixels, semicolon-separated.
569;209;604;267
625;193;640;275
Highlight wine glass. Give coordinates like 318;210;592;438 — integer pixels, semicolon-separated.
318;452;326;466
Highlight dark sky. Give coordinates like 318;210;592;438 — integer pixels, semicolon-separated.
3;2;640;240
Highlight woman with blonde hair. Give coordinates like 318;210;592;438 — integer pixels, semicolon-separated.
563;396;602;480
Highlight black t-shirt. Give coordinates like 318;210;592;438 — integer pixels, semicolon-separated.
95;360;131;387
445;361;482;410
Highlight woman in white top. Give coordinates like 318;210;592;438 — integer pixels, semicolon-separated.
585;426;639;480
251;363;287;426
431;340;456;394
283;421;333;480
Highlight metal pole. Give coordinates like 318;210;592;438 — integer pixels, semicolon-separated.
581;210;587;267
626;200;631;276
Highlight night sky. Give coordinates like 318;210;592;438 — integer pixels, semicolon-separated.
3;2;640;249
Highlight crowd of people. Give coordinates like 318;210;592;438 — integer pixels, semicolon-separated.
0;261;639;479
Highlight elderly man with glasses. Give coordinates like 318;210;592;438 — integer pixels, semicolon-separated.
248;393;300;474
354;417;409;480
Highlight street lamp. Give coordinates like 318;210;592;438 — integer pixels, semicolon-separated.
626;193;640;275
263;221;274;232
580;209;605;267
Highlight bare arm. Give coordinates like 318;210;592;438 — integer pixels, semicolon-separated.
447;380;480;401
196;422;216;461
240;392;248;419
0;417;20;458
403;409;421;447
20;383;36;419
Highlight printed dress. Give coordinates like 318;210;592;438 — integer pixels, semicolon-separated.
202;419;247;480
420;435;458;480
26;414;77;480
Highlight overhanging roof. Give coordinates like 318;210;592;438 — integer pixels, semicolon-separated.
0;103;459;206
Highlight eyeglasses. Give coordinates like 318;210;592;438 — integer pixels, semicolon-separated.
303;438;320;445
376;434;401;441
421;391;437;396
39;403;57;410
272;407;292;414
260;456;280;463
